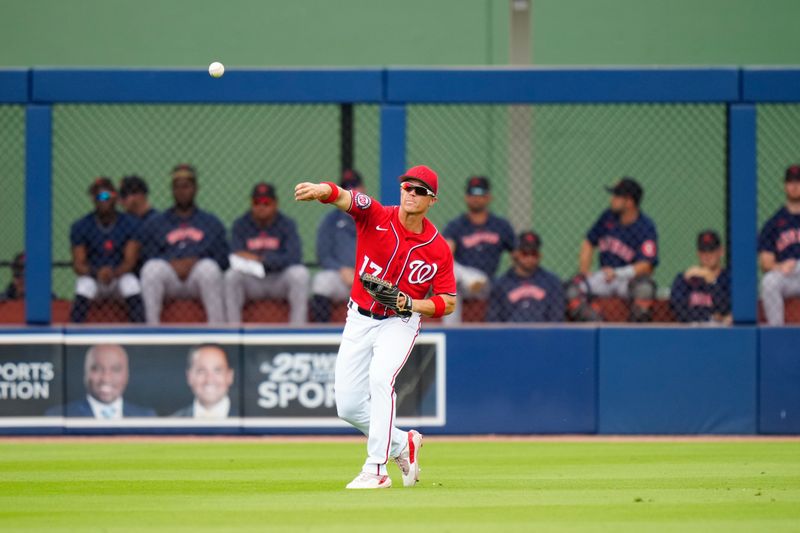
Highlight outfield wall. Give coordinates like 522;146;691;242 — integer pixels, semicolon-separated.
0;326;798;435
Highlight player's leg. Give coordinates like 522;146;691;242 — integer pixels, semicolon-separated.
223;269;248;323
116;273;145;323
761;270;786;325
140;259;179;324
627;276;657;322
275;265;310;325
443;263;488;324
334;308;379;435
362;314;422;477
70;275;98;322
311;270;348;322
186;258;224;324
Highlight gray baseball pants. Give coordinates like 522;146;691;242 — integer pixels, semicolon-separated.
761;270;800;325
140;258;225;324
224;264;310;324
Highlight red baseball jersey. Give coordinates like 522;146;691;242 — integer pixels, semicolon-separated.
345;191;456;316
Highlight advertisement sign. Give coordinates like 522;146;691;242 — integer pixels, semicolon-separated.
242;333;445;427
0;331;446;430
0;334;63;424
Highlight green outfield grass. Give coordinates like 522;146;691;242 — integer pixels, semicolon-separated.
0;439;798;532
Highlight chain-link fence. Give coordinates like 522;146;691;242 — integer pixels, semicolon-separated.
0;105;26;323
51;103;379;324
1;100;768;326
757;104;800;325
407;103;728;323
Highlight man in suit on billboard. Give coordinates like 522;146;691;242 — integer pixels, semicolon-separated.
47;344;156;418
172;344;237;418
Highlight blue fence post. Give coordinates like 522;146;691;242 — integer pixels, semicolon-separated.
379;104;406;206
25;105;53;325
728;104;757;325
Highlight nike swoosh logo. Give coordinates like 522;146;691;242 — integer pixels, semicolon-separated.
376;225;388;232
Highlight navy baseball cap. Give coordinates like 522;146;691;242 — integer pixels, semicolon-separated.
340;169;363;190
252;182;277;203
466;176;490;196
605;177;643;205
517;231;541;252
785;165;800;182
119;175;149;198
697;230;721;252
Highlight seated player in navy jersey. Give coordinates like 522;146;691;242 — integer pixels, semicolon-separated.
119;175;158;224
442;176;515;323
670;230;731;324
68;177;145;323
224;182;310;325
759;164;800;325
119;175;158;276
139;164;229;324
566;177;659;322
487;231;565;322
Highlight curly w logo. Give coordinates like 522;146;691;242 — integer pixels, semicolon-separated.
407;260;438;284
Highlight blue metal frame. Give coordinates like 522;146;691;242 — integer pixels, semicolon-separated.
728;104;758;324
31;68;384;104
742;67;800;103
385;68;740;104
24;105;53;325
379;105;407;205
0;69;29;103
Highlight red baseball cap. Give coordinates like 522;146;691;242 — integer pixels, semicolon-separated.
399;165;438;196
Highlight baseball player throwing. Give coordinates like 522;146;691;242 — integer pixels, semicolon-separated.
295;165;456;489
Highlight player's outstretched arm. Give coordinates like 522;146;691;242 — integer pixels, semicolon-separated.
294;182;352;211
401;293;456;318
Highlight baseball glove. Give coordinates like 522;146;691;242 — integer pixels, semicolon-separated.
360;273;413;317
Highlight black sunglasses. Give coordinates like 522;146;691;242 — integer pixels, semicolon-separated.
401;182;435;197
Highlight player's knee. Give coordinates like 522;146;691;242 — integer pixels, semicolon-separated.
629;276;656;300
334;390;362;422
193;259;222;283
285;265;310;285
74;276;98;299
140;259;166;283
223;267;242;285
118;273;141;297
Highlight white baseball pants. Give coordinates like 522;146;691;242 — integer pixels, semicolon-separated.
335;303;421;476
75;273;141;299
586;270;631;297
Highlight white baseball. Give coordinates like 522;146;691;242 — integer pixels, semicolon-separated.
208;61;225;78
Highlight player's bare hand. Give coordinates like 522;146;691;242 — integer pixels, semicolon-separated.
339;267;355;287
235;251;261;262
295;182;328;202
780;259;797;275
96;266;114;285
170;257;197;281
397;293;409;311
685;266;715;283
602;267;616;282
